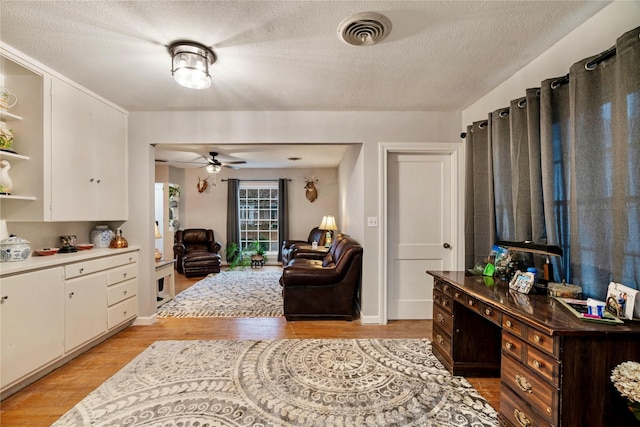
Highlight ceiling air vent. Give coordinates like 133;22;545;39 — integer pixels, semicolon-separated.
338;12;391;46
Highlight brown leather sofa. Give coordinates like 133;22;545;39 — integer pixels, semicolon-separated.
279;234;363;320
281;227;333;266
173;229;222;277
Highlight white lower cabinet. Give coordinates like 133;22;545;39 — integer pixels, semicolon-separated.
0;248;139;397
65;273;108;352
0;268;65;389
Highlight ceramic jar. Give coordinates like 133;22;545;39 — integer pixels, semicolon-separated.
91;225;114;248
0;235;32;262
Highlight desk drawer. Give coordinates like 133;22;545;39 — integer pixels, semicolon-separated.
502;332;525;362
502;354;558;424
500;384;553;427
434;290;453;314
481;302;502;326
526;328;557;357
433;304;453;336
526;345;560;387
108;264;137;286
502;315;524;338
432;325;452;360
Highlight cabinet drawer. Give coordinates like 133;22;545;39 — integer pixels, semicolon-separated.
108;264;137;285
65;252;138;279
501;354;558;424
500;384;553;427
526;344;560;387
108;278;137;306
432;325;452;360
502;315;524;338
526;327;557;357
481;302;502;326
433;304;453;336
502;332;525;362
107;296;137;329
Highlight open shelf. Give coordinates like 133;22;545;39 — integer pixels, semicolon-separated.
0;151;29;161
0;194;36;200
0;110;22;121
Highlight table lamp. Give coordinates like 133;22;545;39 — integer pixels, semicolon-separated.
319;215;338;247
154;221;163;261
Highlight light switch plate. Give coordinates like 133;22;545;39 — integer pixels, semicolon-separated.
367;216;378;227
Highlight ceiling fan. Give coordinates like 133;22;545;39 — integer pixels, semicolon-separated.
156;150;247;170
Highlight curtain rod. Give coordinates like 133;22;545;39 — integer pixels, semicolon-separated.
220;178;292;182
585;46;616;70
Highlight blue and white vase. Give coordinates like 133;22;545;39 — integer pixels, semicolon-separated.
91;225;114;248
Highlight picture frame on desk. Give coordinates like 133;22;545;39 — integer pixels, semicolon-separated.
606;282;639;320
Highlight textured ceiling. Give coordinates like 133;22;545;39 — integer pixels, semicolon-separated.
0;0;609;112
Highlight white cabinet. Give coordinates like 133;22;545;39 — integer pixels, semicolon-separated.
50;78;127;221
0;48;128;222
0;247;138;397
64;273;107;352
0;268;65;389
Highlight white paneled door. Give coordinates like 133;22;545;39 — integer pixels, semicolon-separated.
387;152;454;319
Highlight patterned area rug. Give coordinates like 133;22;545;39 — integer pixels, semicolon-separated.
157;269;283;318
52;339;497;427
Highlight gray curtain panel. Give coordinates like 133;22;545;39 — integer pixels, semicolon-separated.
465;25;639;298
225;178;240;262
277;178;288;262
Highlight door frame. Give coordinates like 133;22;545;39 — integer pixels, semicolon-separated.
378;142;465;324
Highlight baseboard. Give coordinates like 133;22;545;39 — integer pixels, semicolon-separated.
360;314;382;324
133;313;158;326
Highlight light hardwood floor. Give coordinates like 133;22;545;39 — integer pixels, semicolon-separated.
0;267;500;426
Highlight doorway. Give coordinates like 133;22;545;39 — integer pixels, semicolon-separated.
381;143;463;323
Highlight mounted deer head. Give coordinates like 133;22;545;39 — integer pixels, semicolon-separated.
304;176;318;203
197;176;209;193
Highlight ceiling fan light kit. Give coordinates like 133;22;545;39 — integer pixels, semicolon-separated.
169;41;216;89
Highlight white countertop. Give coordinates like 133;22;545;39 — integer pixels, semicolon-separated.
0;246;140;276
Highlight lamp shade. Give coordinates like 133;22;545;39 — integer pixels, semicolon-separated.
319;215;338;231
154;222;162;239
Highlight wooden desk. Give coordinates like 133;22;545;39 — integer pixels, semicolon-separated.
155;259;176;308
427;270;640;427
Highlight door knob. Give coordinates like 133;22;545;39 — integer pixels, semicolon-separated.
443;243;451;249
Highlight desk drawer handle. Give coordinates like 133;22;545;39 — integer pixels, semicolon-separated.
443;285;449;292
436;313;445;323
454;292;461;298
485;308;492;316
436;334;445;345
468;299;475;306
505;342;513;350
506;320;513;328
514;409;531;427
532;359;543;369
533;335;542;344
515;374;532;393
123;290;128;295
443;300;449;307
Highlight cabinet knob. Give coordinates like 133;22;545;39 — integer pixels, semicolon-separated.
69;292;75;298
454;292;460;298
532;360;543;369
123;310;127;316
533;335;542;344
123;273;127;278
96;179;101;184
514;409;531;427
90;178;94;182
436;313;445;323
468;299;474;306
485;308;492;316
505;342;513;350
0;295;8;304
79;268;84;274
436;334;444;345
506;320;513;328
443;242;451;249
123;290;128;295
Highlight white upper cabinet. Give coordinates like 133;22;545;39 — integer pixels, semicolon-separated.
0;47;128;222
50;78;127;221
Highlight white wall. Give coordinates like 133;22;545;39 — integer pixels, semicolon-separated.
463;0;640;125
129;111;462;322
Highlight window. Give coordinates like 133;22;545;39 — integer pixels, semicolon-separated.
238;182;279;256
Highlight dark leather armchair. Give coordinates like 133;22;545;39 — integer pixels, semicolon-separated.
173;229;222;277
281;227;333;266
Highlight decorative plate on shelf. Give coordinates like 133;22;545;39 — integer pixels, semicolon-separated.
35;248;60;256
77;243;94;250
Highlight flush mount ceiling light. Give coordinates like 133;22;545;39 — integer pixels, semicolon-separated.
338;12;391;46
169;41;216;89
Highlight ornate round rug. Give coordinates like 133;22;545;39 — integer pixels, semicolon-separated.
52;339;497;426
